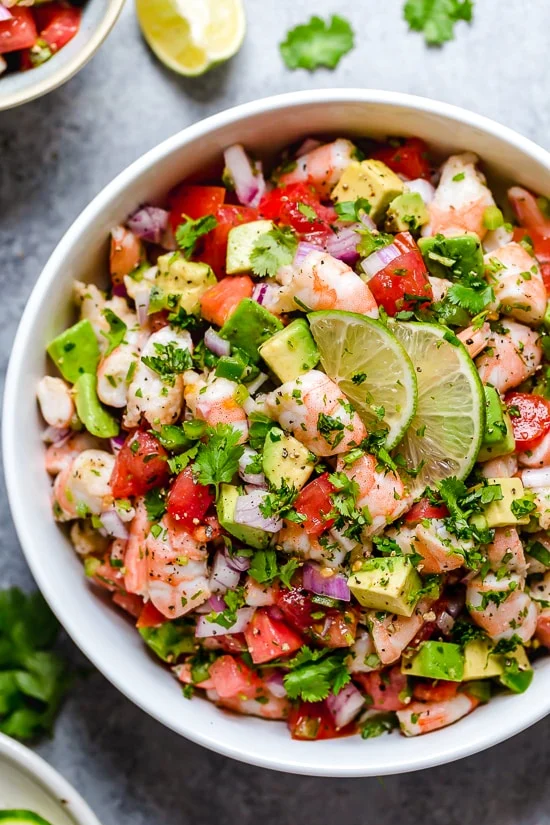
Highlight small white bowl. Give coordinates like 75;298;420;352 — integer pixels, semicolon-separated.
0;0;125;112
4;90;550;776
0;733;100;825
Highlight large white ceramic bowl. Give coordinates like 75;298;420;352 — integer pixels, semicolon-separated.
0;0;125;111
4;90;550;777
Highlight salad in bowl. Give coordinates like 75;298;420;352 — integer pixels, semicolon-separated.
0;1;83;75
35;128;550;743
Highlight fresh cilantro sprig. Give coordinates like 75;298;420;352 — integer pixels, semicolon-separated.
434;476;500;563
283;646;350;702
193;424;244;495
175;215;217;260
248;549;300;589
142;341;193;386
404;0;474;46
101;309;127;356
259;480;304;523
328;471;372;542
280;15;354;71
360;712;399;739
250;226;298;278
144;486;167;522
335;198;372;222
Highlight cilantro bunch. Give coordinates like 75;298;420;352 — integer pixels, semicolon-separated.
283;646;350;702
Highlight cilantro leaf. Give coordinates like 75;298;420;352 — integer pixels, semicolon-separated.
250;226;298;278
280;15;354;71
249;549;279;585
193;424;244;494
404;0;474;46
334;198;372;221
283;646;351;702
142;341;193;386
279;558;301;589
446;282;494;315
360;712;398;739
175;215;217;259
101;309;127;356
259;480;304;523
144;486;167;522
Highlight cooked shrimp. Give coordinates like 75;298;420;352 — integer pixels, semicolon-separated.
336;453;410;537
347;628;380;674
475;320;542;393
37;376;75;429
145;515;210;618
423;153;495;239
466;573;537;642
457;322;491;359
53;449;115;521
480;454;518;478
124;326;192;430
70;520;110;557
526;532;550;575
483;224;514;253
536;608;550;647
110;225;142;282
73;282;136;353
532;488;550;530
486;527;527;576
276;521;346;569
123;499;149;598
485;243;547;324
183;371;248;442
45;432;104;475
519;432;550;468
412;519;470;574
368;605;427;665
97;319;144;408
206;689;290;720
244;577;277;606
278;138;355;196
397;693;478;736
508;186;550;236
265;370;366;456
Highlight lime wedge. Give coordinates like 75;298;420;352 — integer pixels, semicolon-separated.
135;0;246;77
308;310;417;449
390;321;485;497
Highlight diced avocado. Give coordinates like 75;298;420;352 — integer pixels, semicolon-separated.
216;484;270;550
385;191;429;234
215;354;247;382
219;299;283;364
471;477;531;529
463;638;503;680
262;427;314;490
418;234;484;281
348;557;422;617
543;300;550;330
47;319;100;384
151;253;216;315
498;647;533;693
226;220;275;275
74;374;119;438
402;641;464;682
477;386;515;462
139;621;195;663
331;160;404;223
258;319;319;383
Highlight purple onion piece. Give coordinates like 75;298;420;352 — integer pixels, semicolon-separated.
252;283;268;305
223;144;266;208
361;243;401;279
294;241;323;268
205;327;231;357
99;510;129;540
234;491;282;533
127;206;169;245
265;671;287;698
0;6;12;21
210;551;241;593
326;683;365;729
302;562;351;602
224;546;251;573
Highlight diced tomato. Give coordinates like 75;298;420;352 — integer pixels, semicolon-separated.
288;700;341;740
505;392;550;450
276;585;316;633
367;233;432;316
35;3;81;52
201;205;258;277
244;608;303;664
412;680;458;703
371;138;431;181
136;601;166;629
200;274;254;327
168;185;226;231
166;467;214;530
0;8;36;54
513;227;550;290
405;498;449;523
216;633;248;654
536;612;550;648
110;430;169;498
294;473;336;537
259;182;336;236
112;591;144;619
354;667;408;711
208;655;263;699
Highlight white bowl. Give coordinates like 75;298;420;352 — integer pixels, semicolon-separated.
0;0;125;112
0;732;100;825
4;89;550;777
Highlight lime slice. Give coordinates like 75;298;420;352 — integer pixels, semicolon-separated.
135;0;246;77
390;321;485;497
308;310;417;449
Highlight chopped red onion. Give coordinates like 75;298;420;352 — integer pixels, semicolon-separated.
325;225;361;265
238;447;266;486
294;241;323;268
265;671;287;698
41;426;70;444
303;562;351;602
296;138;322;157
99;510;129;540
110;434;126;454
244;482;268;494
234;491;282;533
195;607;255;638
361;243;401;280
205;327;231;357
0;6;12;21
252;282;280;309
112;282;128;298
246;372;268;396
444;589;466;618
195;594;226;614
210;551;241;593
436;611;455;636
224;546;251;573
522;468;550;488
329;528;357;555
358;211;377;232
224;144;266;208
405;178;436;204
135;287;150;326
127;206;169;245
326;683;365;729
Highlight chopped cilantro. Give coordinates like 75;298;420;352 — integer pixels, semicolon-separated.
283;646;351;702
142;341;192;385
404;0;474;47
259;480;304;523
193;424;244;495
175;215;217;259
280;15;354;71
101;309;127;356
360;712;398;739
317;412;345;448
334;198;372;221
144;486;167;522
250;226;298;277
510;495;536;518
249;549;279;585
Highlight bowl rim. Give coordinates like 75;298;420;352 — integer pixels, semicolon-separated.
5;88;550;776
0;732;101;825
0;0;125;112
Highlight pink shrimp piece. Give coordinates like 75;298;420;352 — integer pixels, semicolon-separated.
347;629;380;674
336;453;411;536
277;521;346;568
519;431;550;468
112;591;144;619
457;322;491;359
485;242;547;325
413;519;469;574
508;186;550;236
45;432;103;475
123;499;149;598
487;527;527;576
244;577;277;607
206;689;290;720
397;693;479;736
480;454;518;478
110;225;142;281
475;320;542;394
423;153;495;239
466;573;538;642
265;370;366;457
37;377;75;429
184;372;248;442
535;608;550;647
277;138;355;197
368;606;427;665
52;449;115;521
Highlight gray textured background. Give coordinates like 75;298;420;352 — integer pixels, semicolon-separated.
1;0;550;822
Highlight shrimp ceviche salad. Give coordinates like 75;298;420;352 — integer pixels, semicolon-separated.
0;1;82;75
38;135;550;741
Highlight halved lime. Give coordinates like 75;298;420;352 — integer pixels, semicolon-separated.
308;311;417;449
135;0;246;77
390;321;485;497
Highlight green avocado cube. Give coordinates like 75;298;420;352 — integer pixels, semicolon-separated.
385;191;429;234
151;253;216;315
47;319;100;384
331;160;404;222
498;648;533;694
74;373;119;438
262;428;314;490
347;556;422;617
216;484;270;550
219;299;283;363
259;319;319;383
471;477;531;529
477;386;515;462
226;220;275;275
418;234;484;281
462;638;503;680
402;641;464;682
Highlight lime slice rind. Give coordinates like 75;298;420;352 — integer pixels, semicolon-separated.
308;311;418;449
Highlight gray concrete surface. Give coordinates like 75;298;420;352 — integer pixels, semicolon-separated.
1;0;550;821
